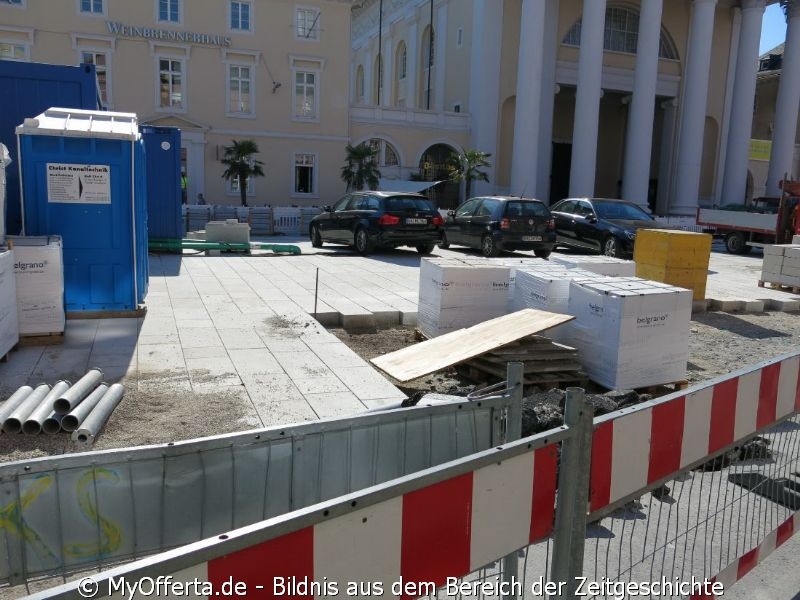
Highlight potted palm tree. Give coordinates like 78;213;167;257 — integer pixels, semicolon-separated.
220;139;265;207
447;149;492;204
340;143;381;192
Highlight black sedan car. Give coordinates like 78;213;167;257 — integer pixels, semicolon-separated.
439;196;556;258
549;198;664;258
309;191;443;255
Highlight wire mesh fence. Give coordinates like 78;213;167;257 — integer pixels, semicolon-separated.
418;415;800;600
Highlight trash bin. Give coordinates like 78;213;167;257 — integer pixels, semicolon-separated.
140;125;184;241
16;107;148;313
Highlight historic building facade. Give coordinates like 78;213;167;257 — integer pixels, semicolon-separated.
352;0;800;213
0;0;353;207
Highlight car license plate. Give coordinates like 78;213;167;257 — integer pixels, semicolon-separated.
522;235;542;242
406;218;427;225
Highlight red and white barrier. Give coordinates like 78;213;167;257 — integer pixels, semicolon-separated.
689;511;800;598
88;445;558;599
590;354;800;513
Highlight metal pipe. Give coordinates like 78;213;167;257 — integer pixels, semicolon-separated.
42;414;63;435
23;380;71;434
61;383;108;433
0;386;34;425
54;368;103;415
3;383;51;434
72;383;125;445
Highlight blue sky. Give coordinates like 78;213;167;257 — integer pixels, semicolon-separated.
760;3;787;54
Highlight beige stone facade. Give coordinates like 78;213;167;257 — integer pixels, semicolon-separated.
0;0;353;207
352;0;794;214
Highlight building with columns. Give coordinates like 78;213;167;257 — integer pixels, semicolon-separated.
0;0;354;209
749;41;800;198
351;0;800;214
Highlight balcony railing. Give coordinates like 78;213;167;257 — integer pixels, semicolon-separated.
349;104;471;132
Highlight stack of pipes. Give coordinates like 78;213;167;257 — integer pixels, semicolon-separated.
0;368;124;445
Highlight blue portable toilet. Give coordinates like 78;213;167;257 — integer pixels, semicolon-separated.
16;108;148;313
140;125;184;241
0;60;101;236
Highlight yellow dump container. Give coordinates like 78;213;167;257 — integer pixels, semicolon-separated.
634;229;712;300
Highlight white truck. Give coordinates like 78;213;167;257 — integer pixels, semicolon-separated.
696;190;799;254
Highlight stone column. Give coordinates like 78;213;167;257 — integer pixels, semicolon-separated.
721;0;765;204
381;36;393;107
434;3;448;112
671;0;718;215
468;0;504;196
621;0;664;208
569;0;607;198
406;22;418;109
511;0;548;197
767;0;800;195
536;0;560;202
364;49;373;105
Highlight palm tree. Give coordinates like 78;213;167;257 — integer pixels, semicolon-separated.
220;139;265;207
447;149;492;204
340;143;381;192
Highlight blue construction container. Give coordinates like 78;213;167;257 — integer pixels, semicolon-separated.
16;108;148;313
0;60;100;236
140;125;184;241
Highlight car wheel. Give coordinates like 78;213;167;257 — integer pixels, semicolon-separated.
416;243;436;255
354;228;373;255
602;236;619;258
482;235;500;257
310;224;323;248
724;232;752;255
438;232;450;249
534;248;551;259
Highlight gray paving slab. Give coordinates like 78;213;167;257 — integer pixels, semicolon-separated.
304;391;367;418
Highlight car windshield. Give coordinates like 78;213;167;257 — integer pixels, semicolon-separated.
385;196;434;212
593;200;653;221
505;201;549;218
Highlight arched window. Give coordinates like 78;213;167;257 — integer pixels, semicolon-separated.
563;6;679;60
397;41;407;80
355;64;365;103
368;138;400;167
394;41;408;107
420;25;435;108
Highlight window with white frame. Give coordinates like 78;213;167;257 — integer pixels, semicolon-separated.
229;176;252;194
355;64;364;103
397;43;407;80
228;64;253;115
367;138;399;167
295;7;320;40
0;42;27;61
158;57;185;109
80;0;103;14
294;154;315;194
230;1;251;31
80;50;110;106
158;0;180;23
293;70;317;118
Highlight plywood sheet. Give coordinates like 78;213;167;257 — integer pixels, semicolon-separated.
370;309;574;382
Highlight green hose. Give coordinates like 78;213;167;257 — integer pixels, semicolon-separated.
149;238;301;255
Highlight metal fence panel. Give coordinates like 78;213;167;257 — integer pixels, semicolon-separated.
0;398;511;586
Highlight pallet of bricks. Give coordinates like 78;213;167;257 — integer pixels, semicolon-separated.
760;243;800;292
7;236;65;342
417;256;692;390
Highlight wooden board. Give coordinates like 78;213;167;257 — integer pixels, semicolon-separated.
370;308;574;382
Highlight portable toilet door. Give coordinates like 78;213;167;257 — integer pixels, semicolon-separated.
16;107;148;313
140;125;183;241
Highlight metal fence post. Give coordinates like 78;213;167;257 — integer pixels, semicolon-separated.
501;362;524;599
550;387;593;599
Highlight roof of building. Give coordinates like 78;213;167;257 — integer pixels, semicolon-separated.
759;43;785;60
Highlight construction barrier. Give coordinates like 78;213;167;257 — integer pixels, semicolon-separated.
10;353;800;598
0;392;514;587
